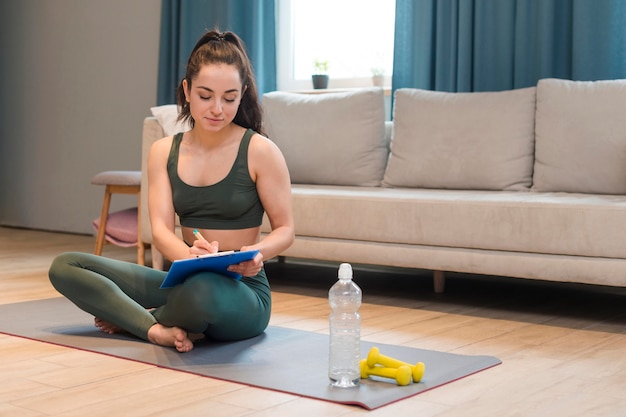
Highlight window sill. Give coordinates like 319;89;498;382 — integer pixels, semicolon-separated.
285;87;391;96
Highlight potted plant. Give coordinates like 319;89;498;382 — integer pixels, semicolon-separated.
312;59;329;89
371;66;385;87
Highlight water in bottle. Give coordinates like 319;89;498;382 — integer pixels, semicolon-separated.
328;263;362;388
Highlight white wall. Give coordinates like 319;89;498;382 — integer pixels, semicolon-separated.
0;0;161;235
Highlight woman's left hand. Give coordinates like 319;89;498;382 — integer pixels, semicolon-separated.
228;249;264;277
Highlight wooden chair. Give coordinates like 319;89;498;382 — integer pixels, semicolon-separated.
91;170;145;265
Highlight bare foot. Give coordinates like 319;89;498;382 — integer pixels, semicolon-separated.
147;323;194;353
94;317;125;334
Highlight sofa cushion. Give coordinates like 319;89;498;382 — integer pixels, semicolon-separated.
383;87;536;191
150;105;190;136
262;88;387;186
532;78;626;194
284;185;626;259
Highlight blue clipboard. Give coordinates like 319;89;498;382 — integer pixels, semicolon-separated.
160;249;259;289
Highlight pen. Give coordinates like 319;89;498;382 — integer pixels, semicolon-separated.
193;229;207;241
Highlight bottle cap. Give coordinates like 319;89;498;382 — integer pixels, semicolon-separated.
338;263;352;280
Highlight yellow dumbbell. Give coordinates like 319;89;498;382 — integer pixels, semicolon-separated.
360;359;412;386
366;347;425;382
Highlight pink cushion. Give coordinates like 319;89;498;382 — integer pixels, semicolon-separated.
92;207;138;247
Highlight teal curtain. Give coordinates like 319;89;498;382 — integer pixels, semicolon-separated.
392;0;626;93
157;0;276;105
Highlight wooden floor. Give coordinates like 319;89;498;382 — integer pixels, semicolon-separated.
1;226;625;417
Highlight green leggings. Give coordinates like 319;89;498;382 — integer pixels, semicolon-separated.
48;252;271;342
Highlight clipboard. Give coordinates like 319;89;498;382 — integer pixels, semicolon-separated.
160;249;259;288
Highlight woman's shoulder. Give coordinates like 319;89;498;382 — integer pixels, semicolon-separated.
247;130;288;177
248;130;282;156
153;134;176;150
149;134;176;161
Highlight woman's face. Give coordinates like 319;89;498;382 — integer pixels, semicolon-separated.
184;63;243;132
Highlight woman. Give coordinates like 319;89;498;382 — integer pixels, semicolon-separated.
49;30;294;353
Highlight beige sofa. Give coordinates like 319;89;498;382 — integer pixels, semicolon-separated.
141;79;626;291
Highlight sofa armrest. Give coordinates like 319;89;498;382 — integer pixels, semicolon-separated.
140;117;165;245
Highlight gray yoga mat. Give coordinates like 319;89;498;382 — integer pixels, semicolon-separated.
0;297;501;410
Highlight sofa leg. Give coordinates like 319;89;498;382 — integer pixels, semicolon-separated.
433;270;446;293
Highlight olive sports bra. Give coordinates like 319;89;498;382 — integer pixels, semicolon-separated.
167;129;264;230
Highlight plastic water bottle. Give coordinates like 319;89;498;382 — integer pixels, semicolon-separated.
328;263;362;388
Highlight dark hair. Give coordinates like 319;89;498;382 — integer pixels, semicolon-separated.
176;30;264;135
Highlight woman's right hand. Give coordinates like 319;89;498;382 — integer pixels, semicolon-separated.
189;239;219;257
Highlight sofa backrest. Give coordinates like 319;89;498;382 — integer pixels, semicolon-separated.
143;78;626;222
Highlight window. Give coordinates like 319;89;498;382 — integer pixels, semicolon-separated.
276;0;396;91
